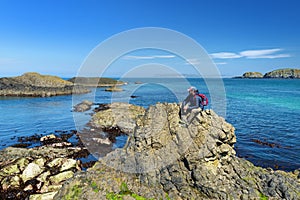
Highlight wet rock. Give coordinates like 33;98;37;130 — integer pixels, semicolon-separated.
73;100;93;112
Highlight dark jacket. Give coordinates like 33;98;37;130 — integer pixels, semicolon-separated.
188;92;203;110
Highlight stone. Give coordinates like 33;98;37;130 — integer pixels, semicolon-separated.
60;158;77;172
47;157;64;168
22;163;44;183
40;134;56;142
37;171;51;182
49;171;74;184
73;100;93;112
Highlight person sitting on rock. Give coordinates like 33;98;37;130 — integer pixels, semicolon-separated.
180;86;203;125
182;87;203;125
179;86;194;122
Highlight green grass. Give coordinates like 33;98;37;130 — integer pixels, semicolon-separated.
259;193;268;200
106;182;155;200
63;184;82;200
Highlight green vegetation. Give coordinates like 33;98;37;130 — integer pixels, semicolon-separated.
106;182;154;200
91;181;99;193
63;184;82;200
259;192;268;200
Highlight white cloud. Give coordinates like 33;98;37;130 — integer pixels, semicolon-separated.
123;55;175;60
210;48;291;59
214;62;227;65
210;52;242;59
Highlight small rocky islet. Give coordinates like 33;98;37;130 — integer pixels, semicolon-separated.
236;68;300;79
1;102;299;200
0;72;125;97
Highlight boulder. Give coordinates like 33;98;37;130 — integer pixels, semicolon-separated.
49;171;74;184
22;163;44;183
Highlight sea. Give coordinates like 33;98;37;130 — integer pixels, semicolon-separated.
0;78;299;171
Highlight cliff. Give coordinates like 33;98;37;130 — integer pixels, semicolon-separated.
264;68;300;79
54;103;300;200
0;72;90;97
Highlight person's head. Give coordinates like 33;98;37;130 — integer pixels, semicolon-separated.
187;86;197;94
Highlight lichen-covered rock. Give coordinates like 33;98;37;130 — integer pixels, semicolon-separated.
22;163;44;183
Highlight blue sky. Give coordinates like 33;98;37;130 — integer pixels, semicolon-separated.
0;0;299;77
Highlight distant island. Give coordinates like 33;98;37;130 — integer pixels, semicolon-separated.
68;77;126;87
0;73;127;97
235;68;300;79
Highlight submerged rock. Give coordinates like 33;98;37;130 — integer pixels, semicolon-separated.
55;102;300;199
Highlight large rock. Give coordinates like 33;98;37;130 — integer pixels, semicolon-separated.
55;103;300;199
0;72;90;97
22;163;44;183
90;102;145;134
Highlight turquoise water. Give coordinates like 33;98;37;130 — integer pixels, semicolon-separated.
0;78;299;171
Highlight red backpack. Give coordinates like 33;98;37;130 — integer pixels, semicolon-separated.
197;94;209;106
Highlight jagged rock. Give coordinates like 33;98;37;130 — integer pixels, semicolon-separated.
0;72;90;97
55;102;300;200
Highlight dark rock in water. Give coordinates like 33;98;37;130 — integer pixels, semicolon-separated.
104;86;123;92
55;103;300;200
68;77;126;87
0;72;90;97
73;100;93;112
130;95;139;98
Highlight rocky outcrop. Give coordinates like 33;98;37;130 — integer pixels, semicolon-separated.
0;72;90;97
73;100;94;112
55;103;300;200
242;72;263;78
264;68;300;79
68;77;126;87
